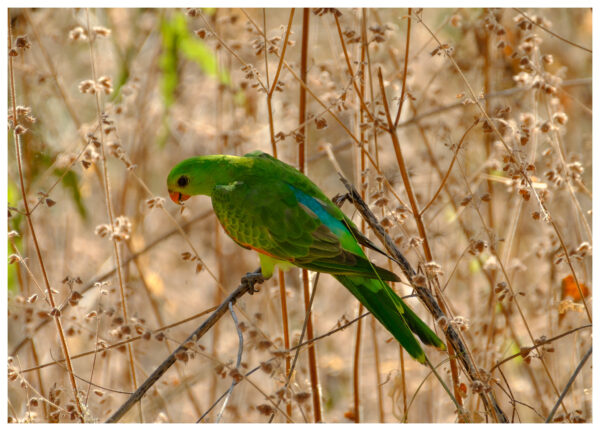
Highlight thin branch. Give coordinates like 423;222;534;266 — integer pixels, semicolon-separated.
215;302;244;423
491;324;592;373
297;8;322;423
84;9;140;420
333;13;376;124
393;8;412;128
337;176;509;423
269;273;320;423
10;211;211;357
514;8;592;53
8;12;84;422
419;119;478;216
545;346;592;423
268;8;295;97
105;270;264;423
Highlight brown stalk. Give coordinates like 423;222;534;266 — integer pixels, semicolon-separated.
268;8;295;99
393;8;412;128
243;8;414;216
84;8;140;421
338;176;507;423
352;302;363;423
375;67;467;416
354;17;365;424
333;13;376;124
414;13;587;415
298;8;322;422
8;13;84;422
475;17;500;393
261;8;295;420
360;11;385;421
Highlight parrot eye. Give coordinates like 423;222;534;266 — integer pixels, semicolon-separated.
177;175;190;188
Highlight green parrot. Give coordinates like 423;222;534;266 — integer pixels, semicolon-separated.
167;150;445;363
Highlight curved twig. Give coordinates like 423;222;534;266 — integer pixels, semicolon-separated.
105;270;264;423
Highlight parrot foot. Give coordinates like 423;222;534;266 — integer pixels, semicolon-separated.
332;192;353;208
241;269;264;294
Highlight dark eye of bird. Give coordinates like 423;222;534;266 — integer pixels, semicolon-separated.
177;175;190;188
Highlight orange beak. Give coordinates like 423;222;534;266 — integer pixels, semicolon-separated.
169;190;191;204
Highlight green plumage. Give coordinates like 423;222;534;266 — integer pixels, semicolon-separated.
167;150;445;363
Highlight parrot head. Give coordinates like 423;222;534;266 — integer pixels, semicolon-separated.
167;155;235;204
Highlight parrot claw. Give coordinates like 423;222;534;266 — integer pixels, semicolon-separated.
332;192;353;208
241;269;264;294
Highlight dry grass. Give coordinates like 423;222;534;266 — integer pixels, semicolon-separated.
6;8;592;423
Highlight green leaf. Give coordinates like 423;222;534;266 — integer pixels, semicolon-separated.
159;12;232;109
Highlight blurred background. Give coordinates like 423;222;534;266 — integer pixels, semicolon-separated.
7;8;592;423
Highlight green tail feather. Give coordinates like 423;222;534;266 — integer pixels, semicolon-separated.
334;275;445;364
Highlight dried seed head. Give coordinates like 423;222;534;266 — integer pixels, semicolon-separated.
314;117;327;129
229;368;243;383
69;27;88;41
97;76;113;94
575;241;591;257
257;339;273;351
94;224;112;238
380;216;392;228
519;188;531;201
146;197;165;209
540;121;552;133
460;195;472;206
78;80;96;94
15;35;31;50
553;112;568;125
112;216;132;241
373;197;389;208
294;391;311;403
195;28;208;39
69;291;83;306
92;26;112;38
452;316;470;331
424;261;443;277
175;351;189;363
14;125;28;135
469;239;486;255
256;404;275;416
450;14;462;27
412;273;427;287
260;361;273;374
